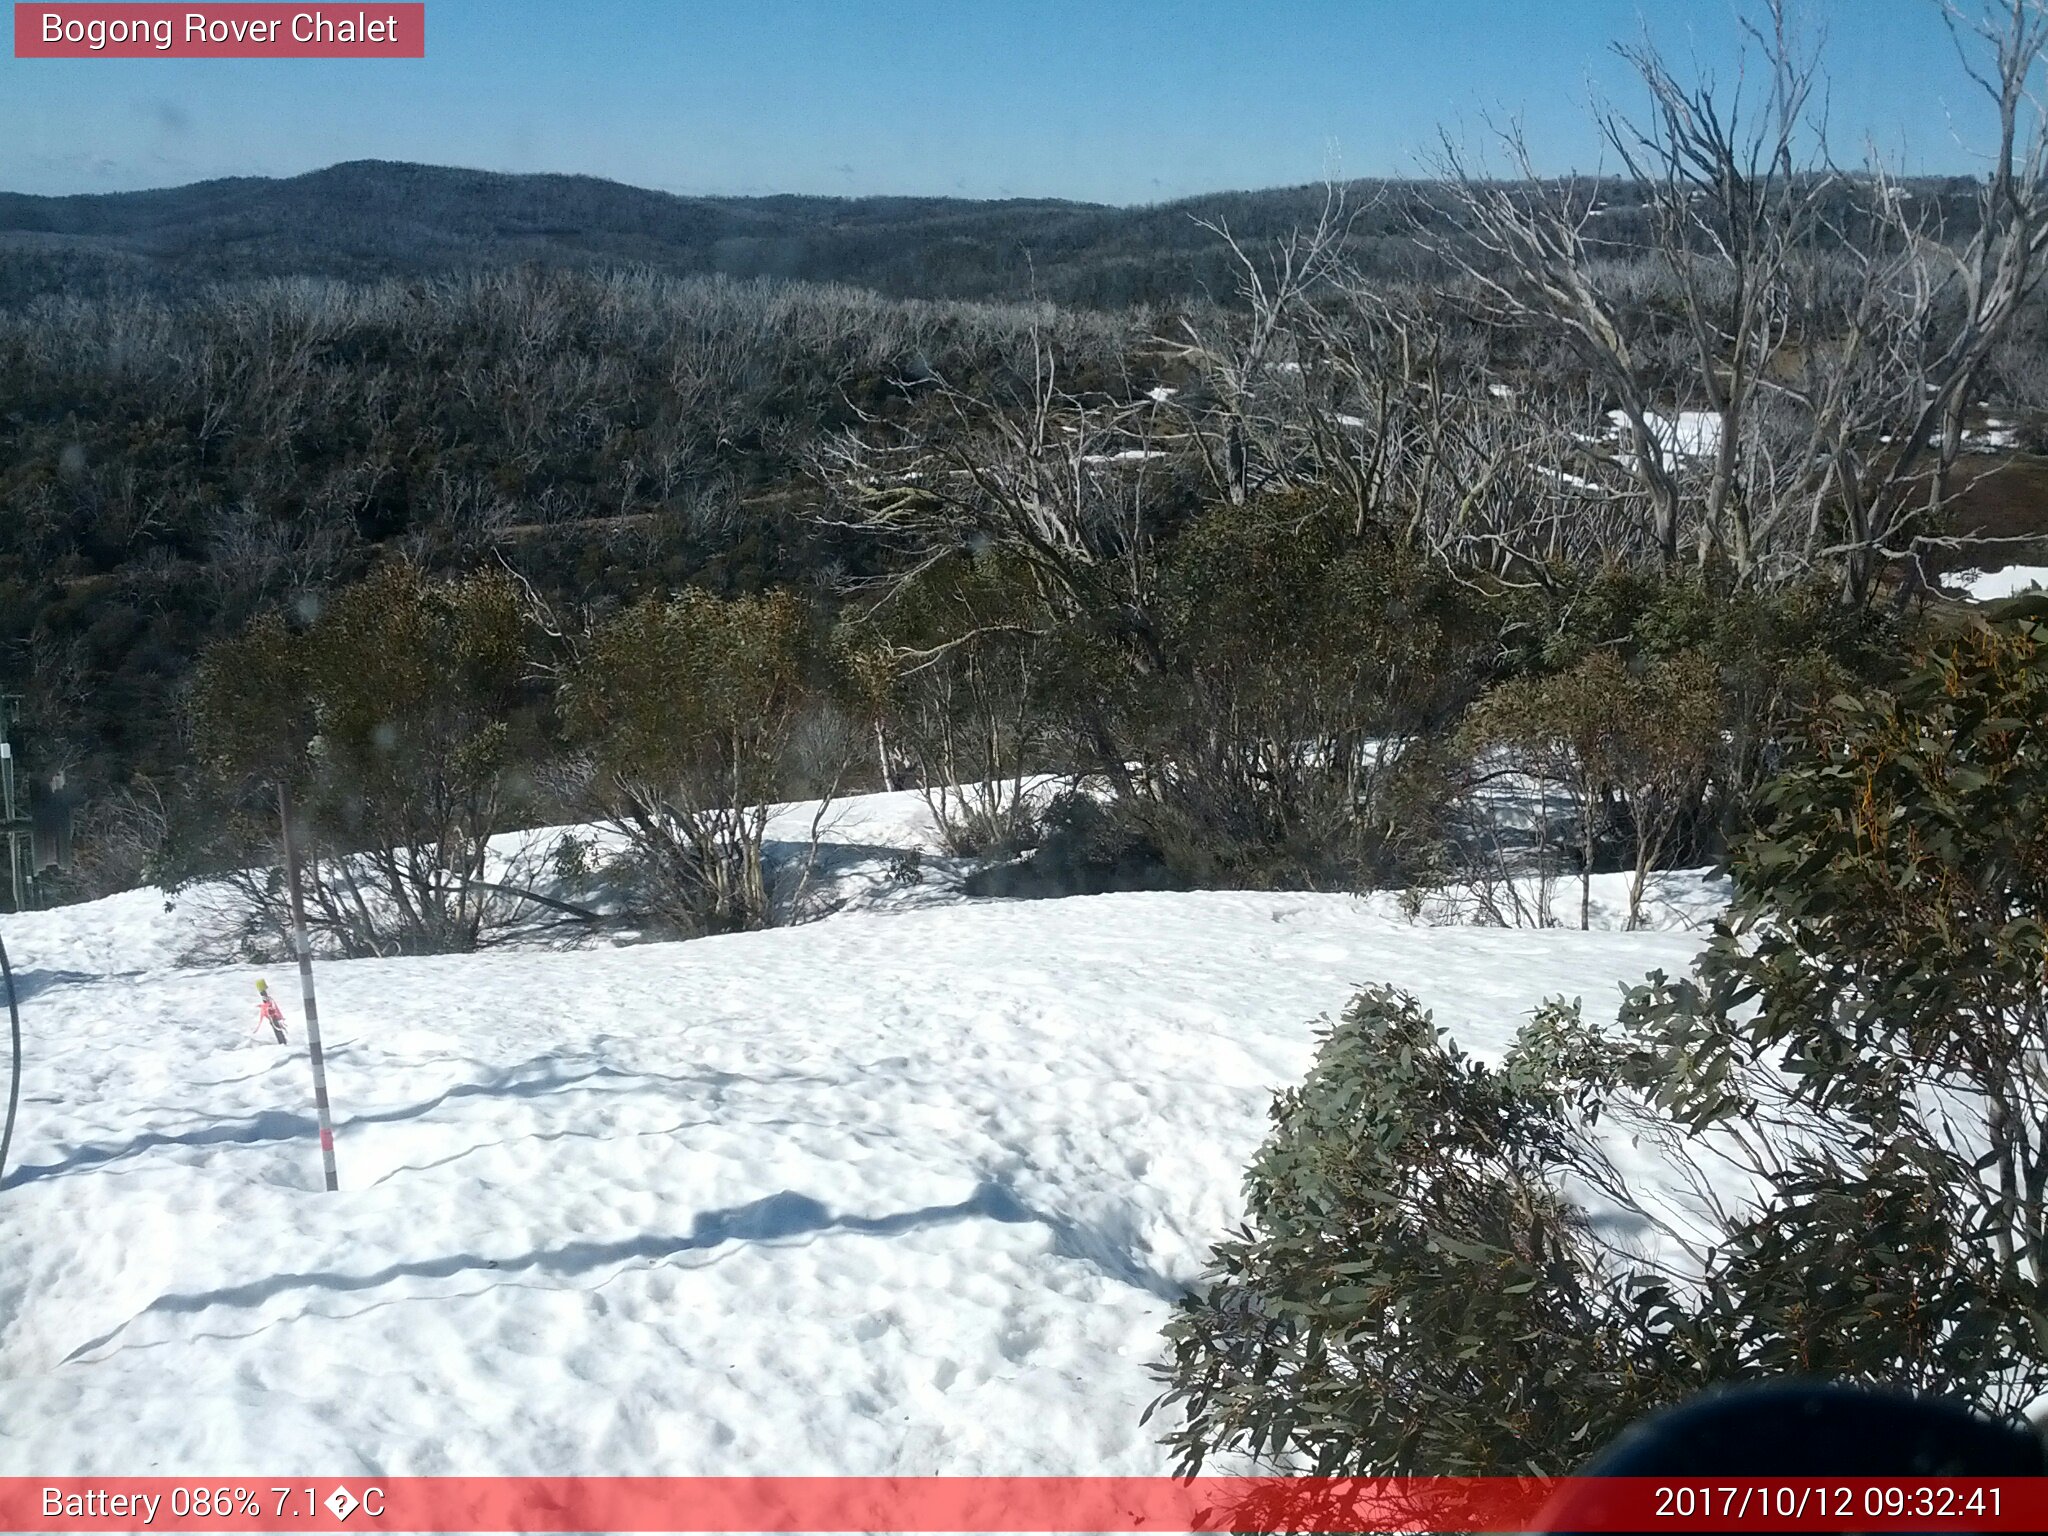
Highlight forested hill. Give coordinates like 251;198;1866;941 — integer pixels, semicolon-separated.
0;161;1403;306
0;158;1978;310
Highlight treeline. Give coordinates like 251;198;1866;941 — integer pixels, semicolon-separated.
9;2;2048;913
6;252;2042;844
0;269;1141;809
172;501;1897;961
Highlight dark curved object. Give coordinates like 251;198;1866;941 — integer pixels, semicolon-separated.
1538;1380;2044;1534
0;929;19;1191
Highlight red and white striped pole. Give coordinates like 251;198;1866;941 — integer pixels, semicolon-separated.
277;782;339;1193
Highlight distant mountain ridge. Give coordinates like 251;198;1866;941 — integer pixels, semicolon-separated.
0;159;1340;307
0;158;1986;310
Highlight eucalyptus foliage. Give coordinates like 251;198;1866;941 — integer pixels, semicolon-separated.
1621;617;2048;1410
1149;987;1676;1476
189;564;541;955
563;587;819;934
1155;619;2048;1477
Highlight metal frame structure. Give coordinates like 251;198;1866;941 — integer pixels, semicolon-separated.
0;695;29;913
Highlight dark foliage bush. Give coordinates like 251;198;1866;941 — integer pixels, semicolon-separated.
1460;646;1723;928
561;587;827;935
1109;495;1487;891
961;789;1182;901
1500;569;1908;833
187;563;546;955
1155;619;2048;1476
1149;987;1677;1475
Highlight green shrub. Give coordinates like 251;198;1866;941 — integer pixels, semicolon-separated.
1155;621;2048;1478
1122;494;1486;889
1619;616;2048;1413
189;564;542;955
1461;647;1723;928
1498;569;1904;834
563;587;819;934
1150;987;1678;1476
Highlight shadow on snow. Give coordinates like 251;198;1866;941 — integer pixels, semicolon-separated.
61;1179;1184;1363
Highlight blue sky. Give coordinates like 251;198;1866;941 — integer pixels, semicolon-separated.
0;1;2010;203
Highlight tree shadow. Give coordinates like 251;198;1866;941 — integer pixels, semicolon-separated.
2;967;105;1005
62;1178;1184;1363
0;1056;824;1189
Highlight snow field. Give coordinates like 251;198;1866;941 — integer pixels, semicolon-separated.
0;796;1715;1477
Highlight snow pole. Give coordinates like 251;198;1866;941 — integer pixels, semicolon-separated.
277;783;339;1193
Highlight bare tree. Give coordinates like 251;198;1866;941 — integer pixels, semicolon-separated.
812;328;1173;789
1429;137;1692;566
1428;0;2048;602
1803;0;2048;604
1156;188;1355;506
1599;1;1833;575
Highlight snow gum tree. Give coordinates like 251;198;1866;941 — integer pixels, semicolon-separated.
1125;494;1483;889
562;588;819;935
1433;0;2048;600
1155;618;2048;1477
1461;648;1723;930
1148;987;1682;1476
1619;615;2048;1404
190;564;543;956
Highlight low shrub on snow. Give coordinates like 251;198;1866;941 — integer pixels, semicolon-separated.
187;563;551;957
1155;618;2048;1475
561;588;828;937
1459;647;1721;930
1148;986;1678;1476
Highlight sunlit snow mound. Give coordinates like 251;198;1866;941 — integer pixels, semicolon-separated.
0;789;1723;1476
1952;565;2048;603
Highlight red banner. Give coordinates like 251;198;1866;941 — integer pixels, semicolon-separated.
12;5;423;58
1;1476;2043;1533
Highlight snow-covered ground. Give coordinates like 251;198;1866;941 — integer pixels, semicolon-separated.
1962;418;2021;452
0;791;1720;1477
1952;564;2048;602
1606;407;1722;461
